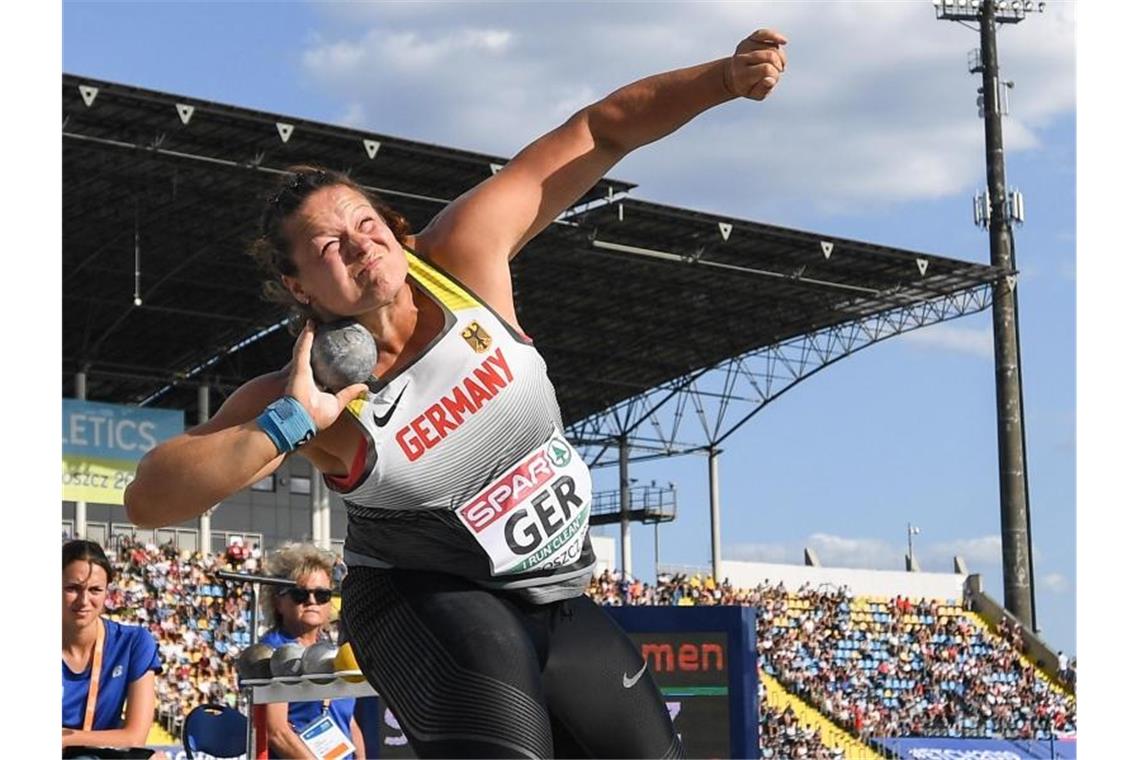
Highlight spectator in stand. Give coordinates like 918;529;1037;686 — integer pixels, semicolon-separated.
584;569;1076;744
259;543;366;760
1056;650;1071;688
99;537;258;738
226;537;248;569
332;554;348;586
62;540;162;753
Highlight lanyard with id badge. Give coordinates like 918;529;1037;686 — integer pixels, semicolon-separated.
297;699;354;760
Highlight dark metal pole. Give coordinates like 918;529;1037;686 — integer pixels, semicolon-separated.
1009;235;1040;632
619;436;632;578
979;0;1034;627
708;447;722;583
654;522;660;582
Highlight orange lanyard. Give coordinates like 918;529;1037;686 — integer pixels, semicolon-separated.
82;619;106;732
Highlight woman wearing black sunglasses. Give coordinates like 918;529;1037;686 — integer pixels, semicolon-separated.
258;543;366;760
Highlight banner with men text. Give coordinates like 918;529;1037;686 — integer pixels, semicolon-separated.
62;399;184;505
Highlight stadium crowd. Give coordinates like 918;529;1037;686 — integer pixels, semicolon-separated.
758;699;844;760
586;569;1076;752
72;536;1074;756
102;538;263;738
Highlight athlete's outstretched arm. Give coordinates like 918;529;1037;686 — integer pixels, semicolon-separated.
125;323;367;529
416;28;787;322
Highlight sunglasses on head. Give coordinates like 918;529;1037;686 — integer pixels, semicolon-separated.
278;586;333;605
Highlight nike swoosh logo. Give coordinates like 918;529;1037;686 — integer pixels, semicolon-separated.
372;385;408;428
622;661;648;689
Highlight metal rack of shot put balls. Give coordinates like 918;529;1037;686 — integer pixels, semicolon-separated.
216;570;378;759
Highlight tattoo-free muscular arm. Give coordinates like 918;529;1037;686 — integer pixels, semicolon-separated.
125;372;287;529
126;323;367;529
416;30;787;325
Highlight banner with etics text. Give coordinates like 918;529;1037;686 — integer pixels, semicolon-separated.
62;399;184;505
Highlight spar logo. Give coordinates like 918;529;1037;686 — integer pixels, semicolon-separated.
548;437;571;467
460;450;555;533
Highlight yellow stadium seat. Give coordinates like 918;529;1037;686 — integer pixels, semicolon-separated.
146;721;177;746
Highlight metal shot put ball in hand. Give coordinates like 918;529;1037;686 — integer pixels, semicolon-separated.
309;319;378;392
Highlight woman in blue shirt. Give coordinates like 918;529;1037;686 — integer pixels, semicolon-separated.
62;540;162;751
260;543;366;759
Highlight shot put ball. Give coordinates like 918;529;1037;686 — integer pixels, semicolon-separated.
311;319;377;391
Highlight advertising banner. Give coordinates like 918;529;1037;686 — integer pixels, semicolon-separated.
62;399;184;505
874;735;1077;760
606;606;759;760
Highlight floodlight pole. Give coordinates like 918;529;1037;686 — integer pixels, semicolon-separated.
939;0;1037;630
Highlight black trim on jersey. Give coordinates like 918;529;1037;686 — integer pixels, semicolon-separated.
343;503;596;591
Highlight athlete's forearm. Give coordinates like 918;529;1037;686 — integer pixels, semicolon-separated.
125;421;282;529
61;725;149;749
584;58;734;155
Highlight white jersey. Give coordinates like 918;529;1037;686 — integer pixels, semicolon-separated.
330;249;595;603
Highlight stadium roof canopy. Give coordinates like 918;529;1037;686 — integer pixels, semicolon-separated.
63;74;1002;437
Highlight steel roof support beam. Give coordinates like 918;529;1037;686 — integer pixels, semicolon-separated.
567;282;993;467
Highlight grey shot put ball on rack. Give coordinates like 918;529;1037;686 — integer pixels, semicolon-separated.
310;319;377;392
301;640;339;684
270;642;306;683
237;643;274;682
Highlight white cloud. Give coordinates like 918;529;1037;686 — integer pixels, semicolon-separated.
726;542;793;564
899;323;993;358
300;2;1074;217
926;534;1003;568
1042;572;1069;593
805;533;900;570
728;533;901;570
300;39;367;76
338;101;367;129
727;532;1004;573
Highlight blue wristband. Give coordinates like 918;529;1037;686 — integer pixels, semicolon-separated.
256;397;318;454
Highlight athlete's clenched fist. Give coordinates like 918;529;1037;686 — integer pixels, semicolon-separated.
723;28;788;101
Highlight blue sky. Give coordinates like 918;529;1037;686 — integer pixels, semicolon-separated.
62;1;1076;653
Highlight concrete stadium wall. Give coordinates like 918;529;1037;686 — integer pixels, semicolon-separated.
721;560;967;601
590;535;616;576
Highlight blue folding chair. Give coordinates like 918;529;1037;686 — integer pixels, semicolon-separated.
183;703;248;759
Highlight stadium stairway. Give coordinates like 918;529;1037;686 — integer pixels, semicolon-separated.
963;610;1074;698
146;721;178;746
759;671;886;760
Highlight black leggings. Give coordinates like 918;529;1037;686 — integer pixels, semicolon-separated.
341;567;682;759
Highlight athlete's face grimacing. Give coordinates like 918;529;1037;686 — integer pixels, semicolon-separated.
62;560;108;630
281;184;409;318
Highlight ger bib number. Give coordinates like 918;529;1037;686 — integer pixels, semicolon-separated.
455;431;591;576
